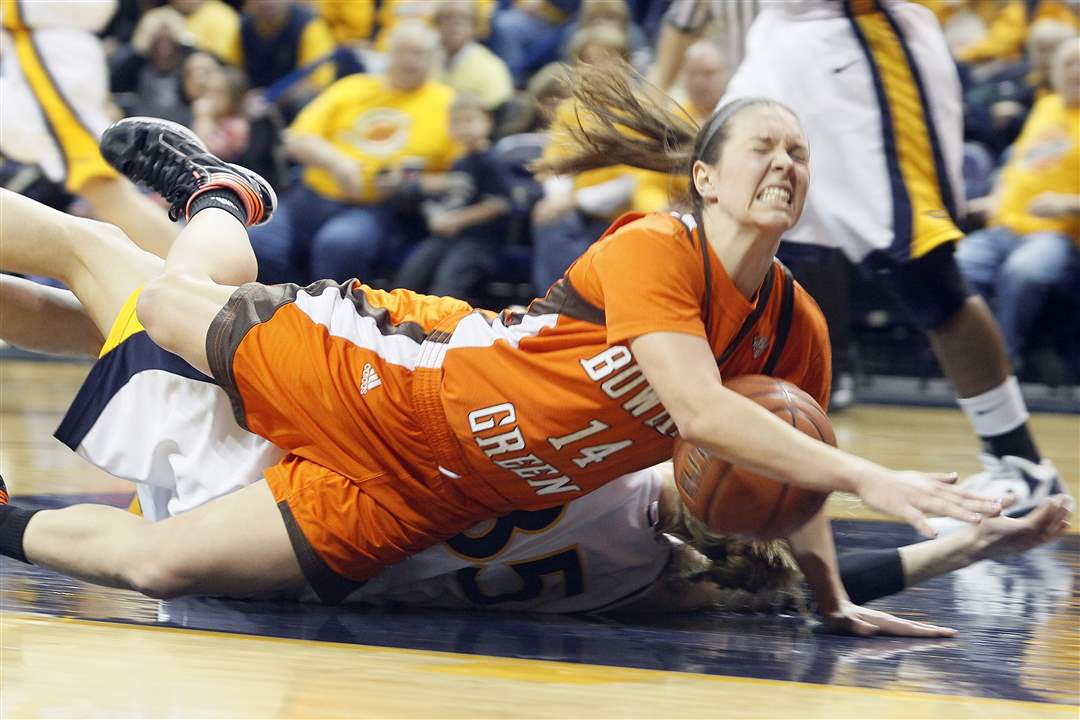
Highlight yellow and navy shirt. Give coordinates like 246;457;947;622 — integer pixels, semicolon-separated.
290;74;458;203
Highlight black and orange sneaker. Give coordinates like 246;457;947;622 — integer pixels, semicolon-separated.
100;117;276;227
0;472;8;505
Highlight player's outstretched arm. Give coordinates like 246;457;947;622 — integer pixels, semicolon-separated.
631;331;1003;537
787;509;956;638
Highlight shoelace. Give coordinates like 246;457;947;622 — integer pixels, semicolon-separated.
123;147;224;221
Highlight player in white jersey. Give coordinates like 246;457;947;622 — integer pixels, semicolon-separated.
719;0;1072;524
42;288;1070;615
0;0;176;258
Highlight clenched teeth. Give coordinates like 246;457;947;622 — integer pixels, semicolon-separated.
757;186;791;206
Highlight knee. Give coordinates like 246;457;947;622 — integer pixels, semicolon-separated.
123;535;198;599
126;558;195;600
136;271;191;350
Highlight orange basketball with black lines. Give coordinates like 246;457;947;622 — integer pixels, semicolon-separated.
673;375;834;539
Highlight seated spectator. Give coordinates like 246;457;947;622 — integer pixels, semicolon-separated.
249;21;457;285
493;61;573;139
112;6;195;125
962;19;1077;157
393;94;512;300
435;1;513;113
558;0;653;73
678;40;727;124
238;0;337;117
369;0;498;51
490;0;580;87
313;0;373;76
190;62;250;162
956;38;1080;367
943;0;1077;65
529;56;673;293
169;0;241;66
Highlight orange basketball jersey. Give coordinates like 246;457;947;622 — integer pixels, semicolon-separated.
210;212;830;597
419;212;832;511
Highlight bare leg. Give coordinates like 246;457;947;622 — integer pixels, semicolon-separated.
927;295;1012;398
899;495;1071;587
22;480;304;599
163;207;258;285
0;189;162;335
80;176;178;259
136;207;260;375
0;275;103;356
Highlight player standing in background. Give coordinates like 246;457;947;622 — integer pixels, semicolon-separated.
0;0;178;357
0;0;177;257
719;0;1072;524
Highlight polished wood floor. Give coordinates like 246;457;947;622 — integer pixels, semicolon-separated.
1;358;1078;718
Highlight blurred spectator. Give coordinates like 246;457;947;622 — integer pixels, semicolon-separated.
190;60;250;162
112;6;195;125
494;61;573;138
312;0;373;76
529;60;671;293
559;0;653;72
490;0;580;87
956;38;1080;365
368;0;497;51
393;93;512;299
435;1;513;113
249;21;457;285
961;19;1077;156
565;24;631;66
679;40;728;123
315;0;375;46
239;0;336;116
930;0;1077;65
169;0;241;65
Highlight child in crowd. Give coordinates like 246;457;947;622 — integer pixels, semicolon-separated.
190;63;251;162
392;93;512;300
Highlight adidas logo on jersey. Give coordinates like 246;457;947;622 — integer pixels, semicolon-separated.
360;363;382;395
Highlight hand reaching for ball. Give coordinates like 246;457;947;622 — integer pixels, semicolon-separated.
850;464;1003;538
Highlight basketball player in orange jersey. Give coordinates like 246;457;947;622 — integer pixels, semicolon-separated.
0;61;1004;634
0;190;1064;622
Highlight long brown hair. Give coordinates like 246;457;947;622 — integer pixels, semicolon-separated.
531;59;793;212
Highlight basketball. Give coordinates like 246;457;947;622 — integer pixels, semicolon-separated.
673;375;836;540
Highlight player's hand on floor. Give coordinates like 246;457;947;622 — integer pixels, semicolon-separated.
821;601;957;638
854;468;1003;537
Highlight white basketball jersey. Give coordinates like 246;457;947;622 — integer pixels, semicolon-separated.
331;468;671;613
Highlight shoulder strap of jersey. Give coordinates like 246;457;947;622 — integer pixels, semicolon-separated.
762;263;796;375
717;264;775;365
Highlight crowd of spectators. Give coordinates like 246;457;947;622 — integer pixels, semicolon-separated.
3;0;1078;389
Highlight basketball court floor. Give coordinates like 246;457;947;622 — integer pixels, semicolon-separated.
2;358;1077;718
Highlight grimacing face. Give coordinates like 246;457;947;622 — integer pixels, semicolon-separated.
696;105;810;233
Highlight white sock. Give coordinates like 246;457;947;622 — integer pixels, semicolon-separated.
956;376;1029;438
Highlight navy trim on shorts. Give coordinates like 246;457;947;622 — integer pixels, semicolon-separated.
843;6;913;262
277;500;364;605
55;331;212;450
880;4;959;224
